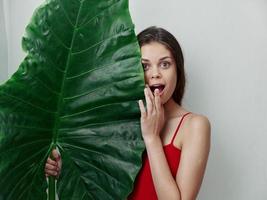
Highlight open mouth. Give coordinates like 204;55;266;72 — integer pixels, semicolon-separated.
149;84;165;94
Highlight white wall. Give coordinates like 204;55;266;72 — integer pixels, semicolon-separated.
3;0;43;78
1;0;267;199
129;1;267;199
0;0;8;84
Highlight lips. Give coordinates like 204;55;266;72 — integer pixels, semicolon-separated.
149;84;165;94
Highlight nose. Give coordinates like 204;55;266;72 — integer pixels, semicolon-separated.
151;66;161;79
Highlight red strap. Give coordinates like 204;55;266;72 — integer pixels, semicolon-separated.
170;112;191;144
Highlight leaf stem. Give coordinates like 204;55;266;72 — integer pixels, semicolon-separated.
48;176;56;200
48;144;57;200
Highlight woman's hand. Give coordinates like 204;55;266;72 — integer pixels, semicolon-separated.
45;149;62;178
138;86;165;144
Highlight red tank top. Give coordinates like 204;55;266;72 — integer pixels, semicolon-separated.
128;112;191;200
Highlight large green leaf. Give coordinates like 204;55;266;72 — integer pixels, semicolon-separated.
0;0;145;199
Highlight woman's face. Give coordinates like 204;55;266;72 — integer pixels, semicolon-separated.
141;42;177;104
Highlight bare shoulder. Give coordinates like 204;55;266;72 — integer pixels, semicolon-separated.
184;113;211;142
187;113;210;130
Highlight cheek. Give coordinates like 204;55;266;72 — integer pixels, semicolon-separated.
168;74;177;93
144;72;149;84
163;71;177;101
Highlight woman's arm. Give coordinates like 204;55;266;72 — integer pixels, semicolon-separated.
145;137;182;200
176;115;210;200
139;87;210;200
139;87;181;199
147;115;210;200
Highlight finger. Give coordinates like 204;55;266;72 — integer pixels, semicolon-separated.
45;163;59;171
146;85;155;101
45;169;58;177
52;149;61;162
154;89;162;113
144;88;153;114
58;158;62;171
47;157;57;166
146;85;156;113
46;169;59;177
138;100;147;118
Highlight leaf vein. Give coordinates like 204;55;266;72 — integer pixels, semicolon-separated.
59;119;138;131
66;56;136;80
71;28;133;55
60;99;134;119
50;26;70;50
78;0;121;29
35;76;60;95
58;0;75;27
63;76;138;100
0;92;55;114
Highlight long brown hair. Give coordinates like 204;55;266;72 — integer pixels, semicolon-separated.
137;26;185;105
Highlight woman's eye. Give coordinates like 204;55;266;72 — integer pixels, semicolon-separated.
160;61;170;68
142;63;149;71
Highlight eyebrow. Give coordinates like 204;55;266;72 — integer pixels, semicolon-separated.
141;56;172;62
141;58;150;62
159;56;172;61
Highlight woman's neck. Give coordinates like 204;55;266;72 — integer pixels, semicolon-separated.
163;98;187;119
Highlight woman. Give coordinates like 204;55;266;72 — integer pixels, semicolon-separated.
45;26;211;200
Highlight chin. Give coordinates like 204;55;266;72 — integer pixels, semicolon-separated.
160;95;169;105
162;94;175;105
